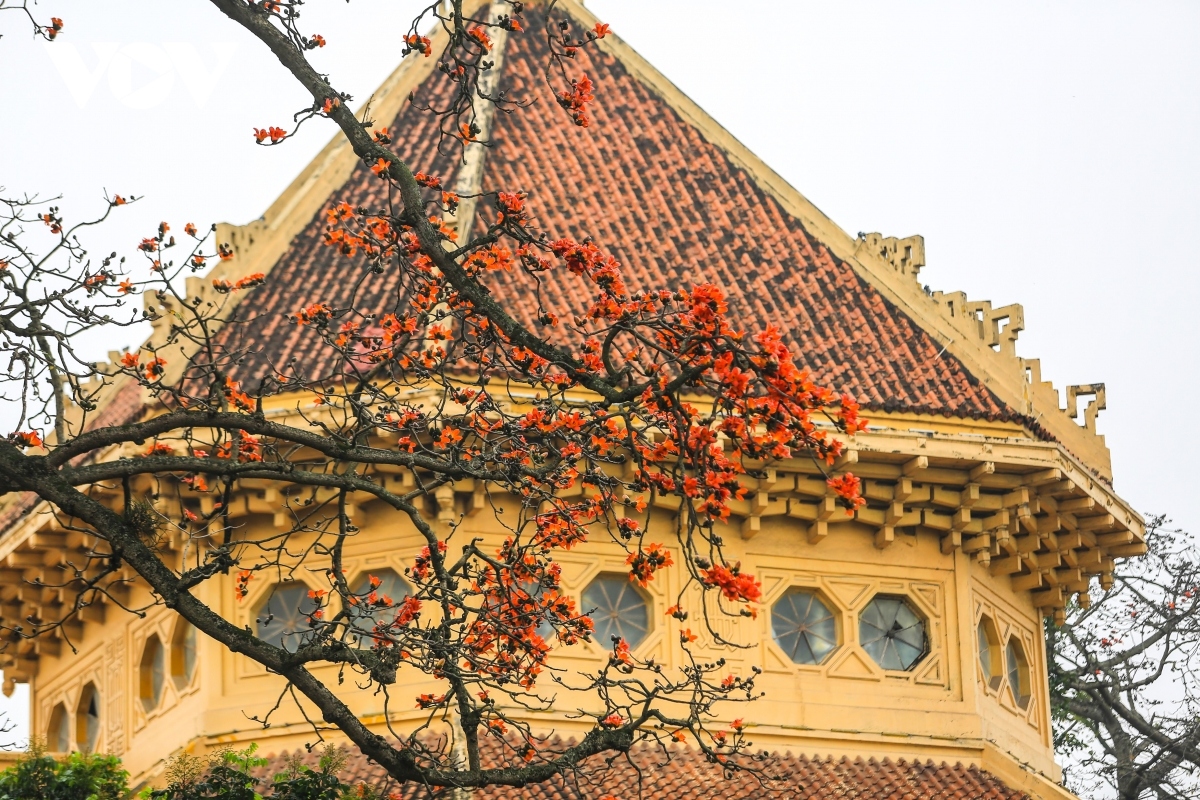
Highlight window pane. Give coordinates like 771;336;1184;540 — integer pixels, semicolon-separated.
977;622;992;681
50;705;69;752
142;636;164;710
181;623;197;682
771;590;838;665
85;695;99;751
255;583;319;652
582;575;649;649
76;686;100;752
1006;640;1018;687
859;595;927;671
1006;638;1028;706
171;621;198;686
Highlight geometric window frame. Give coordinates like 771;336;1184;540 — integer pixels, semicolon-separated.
139;633;166;712
581;573;652;650
858;594;929;672
1005;635;1032;709
770;588;839;665
977;614;1003;691
171;618;199;689
75;682;101;753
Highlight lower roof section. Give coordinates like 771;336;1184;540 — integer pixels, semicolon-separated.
251;743;1038;800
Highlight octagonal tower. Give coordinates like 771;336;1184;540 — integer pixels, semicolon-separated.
0;2;1141;797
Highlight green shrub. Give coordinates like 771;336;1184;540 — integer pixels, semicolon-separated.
0;742;385;800
0;745;129;800
143;744;384;800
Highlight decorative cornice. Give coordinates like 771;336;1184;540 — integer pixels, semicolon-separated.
0;395;1144;690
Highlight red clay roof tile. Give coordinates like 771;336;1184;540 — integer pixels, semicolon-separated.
254;743;1033;800
0;378;144;534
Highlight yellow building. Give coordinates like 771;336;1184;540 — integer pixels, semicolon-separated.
0;2;1143;797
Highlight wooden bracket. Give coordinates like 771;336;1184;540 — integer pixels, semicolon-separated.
434;484;456;523
741;516;761;540
833;449;859;471
969;461;995;482
940;530;962;554
1012;571;1046;592
874;526;895;549
467;482;487;516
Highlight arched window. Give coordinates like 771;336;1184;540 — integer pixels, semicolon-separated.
582;574;650;649
348;569;412;644
75;683;100;752
254;582;319;652
771;589;838;665
1006;636;1031;708
977;616;1002;690
859;595;927;671
47;702;69;752
171;619;198;688
139;634;165;711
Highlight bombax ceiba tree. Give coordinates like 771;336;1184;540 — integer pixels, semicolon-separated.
0;1;871;793
1050;516;1200;800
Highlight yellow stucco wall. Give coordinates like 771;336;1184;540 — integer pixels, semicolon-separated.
26;495;1069;796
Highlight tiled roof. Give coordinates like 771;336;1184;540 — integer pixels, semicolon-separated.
255;744;1032;800
212;6;1027;426
0;379;144;535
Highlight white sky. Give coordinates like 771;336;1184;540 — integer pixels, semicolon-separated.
1;0;1197;748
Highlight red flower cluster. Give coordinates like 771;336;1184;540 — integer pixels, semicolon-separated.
626;543;673;587
414;172;442;189
40;212;62;234
222;378;255;412
120;351;167;382
468;26;492;51
212;272;266;293
234;570;253;601
253;126;287;143
828;473;866;513
291;302;332;326
700;564;763;605
556;74;595;127
9;431;43;449
404;34;432;57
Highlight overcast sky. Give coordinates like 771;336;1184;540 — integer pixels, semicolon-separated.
1;0;1197;747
